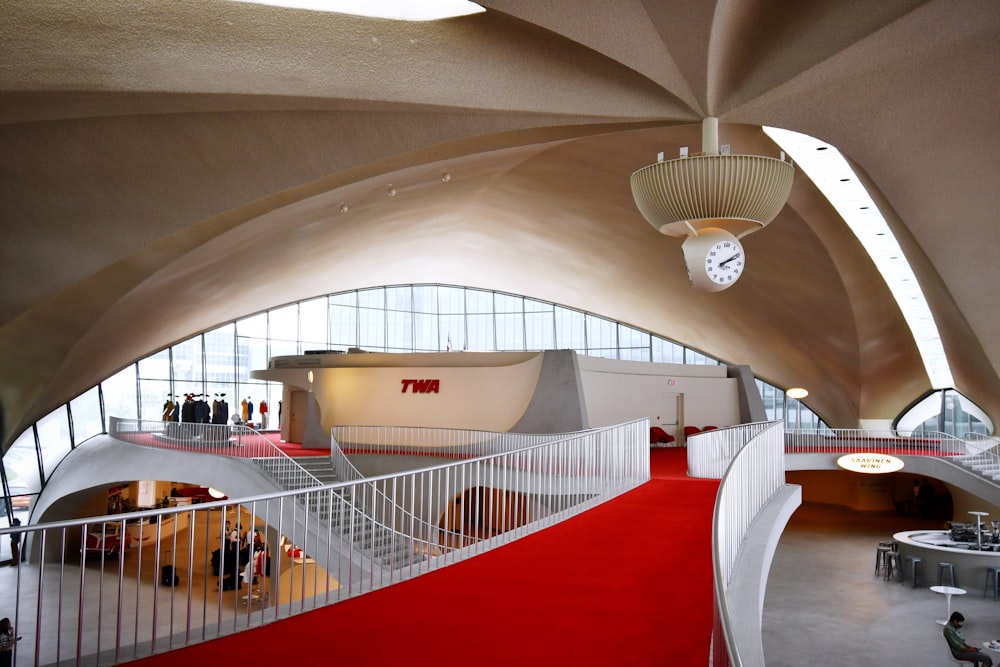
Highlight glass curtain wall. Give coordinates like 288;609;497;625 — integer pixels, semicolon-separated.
1;283;831;519
897;389;992;438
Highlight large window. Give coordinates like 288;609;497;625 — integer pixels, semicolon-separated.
3;283;842;504
896;389;993;438
70;386;104;445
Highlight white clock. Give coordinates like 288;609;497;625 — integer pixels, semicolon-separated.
681;228;745;292
705;237;744;285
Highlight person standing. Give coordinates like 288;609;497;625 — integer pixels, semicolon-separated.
0;617;18;667
919;477;936;519
944;612;993;666
8;519;21;566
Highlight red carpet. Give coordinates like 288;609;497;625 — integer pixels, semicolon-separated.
132;448;718;666
264;434;330;457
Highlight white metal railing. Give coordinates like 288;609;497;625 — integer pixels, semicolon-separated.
964;432;1000;455
949;433;1000;481
331;425;570;458
783;428;966;455
2;419;648;666
109;417;321;491
704;421;785;667
686;422;776;479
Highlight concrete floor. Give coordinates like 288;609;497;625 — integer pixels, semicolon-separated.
0;505;275;667
763;503;1000;666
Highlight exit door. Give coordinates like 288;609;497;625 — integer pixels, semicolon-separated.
287;390;309;444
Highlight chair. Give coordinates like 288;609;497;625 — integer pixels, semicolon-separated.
683;426;701;438
985;566;1000;599
944;642;977;664
649;426;675;445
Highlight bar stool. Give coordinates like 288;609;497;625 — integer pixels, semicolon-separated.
937;562;957;587
903;555;922;588
884;551;901;582
984;566;1000;599
875;542;894;576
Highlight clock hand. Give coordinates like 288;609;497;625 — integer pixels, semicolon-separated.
719;253;742;268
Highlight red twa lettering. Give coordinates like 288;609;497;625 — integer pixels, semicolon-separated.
401;379;440;393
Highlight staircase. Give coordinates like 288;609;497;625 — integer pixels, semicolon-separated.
956;451;1000;482
292;456;340;485
253;454;427;570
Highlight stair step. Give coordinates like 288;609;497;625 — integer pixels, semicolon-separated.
254;454;423;571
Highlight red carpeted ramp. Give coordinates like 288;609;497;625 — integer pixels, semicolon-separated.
132;449;718;666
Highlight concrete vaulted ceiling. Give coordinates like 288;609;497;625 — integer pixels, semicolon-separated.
1;0;999;451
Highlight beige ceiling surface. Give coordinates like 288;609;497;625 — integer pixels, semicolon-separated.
1;0;999;449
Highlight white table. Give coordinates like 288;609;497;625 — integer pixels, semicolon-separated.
930;585;967;625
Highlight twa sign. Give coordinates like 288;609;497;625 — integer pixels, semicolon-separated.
401;379;440;394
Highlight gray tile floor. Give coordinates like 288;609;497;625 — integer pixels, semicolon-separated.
763;503;1000;666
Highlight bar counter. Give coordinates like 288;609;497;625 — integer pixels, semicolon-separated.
893;529;1000;592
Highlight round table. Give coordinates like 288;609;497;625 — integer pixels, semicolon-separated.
930;585;967;625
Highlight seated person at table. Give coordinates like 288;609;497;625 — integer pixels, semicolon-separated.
944;612;993;666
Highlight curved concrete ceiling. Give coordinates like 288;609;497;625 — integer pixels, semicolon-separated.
1;0;999;449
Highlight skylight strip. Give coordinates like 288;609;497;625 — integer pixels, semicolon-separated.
763;126;954;389
228;0;485;21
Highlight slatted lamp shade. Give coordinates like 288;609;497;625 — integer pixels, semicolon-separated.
630;119;794;240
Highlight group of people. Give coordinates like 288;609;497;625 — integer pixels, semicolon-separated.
212;521;270;592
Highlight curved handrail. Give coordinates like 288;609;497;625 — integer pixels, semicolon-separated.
687;422;775;478
108;417;437;569
1;419;649;667
108;417;320;490
331;425;573;459
784;428;966;455
327;425;609;558
964;432;1000;455
710;421;785;667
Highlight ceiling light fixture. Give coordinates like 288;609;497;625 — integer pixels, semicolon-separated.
631;118;794;292
228;0;485;21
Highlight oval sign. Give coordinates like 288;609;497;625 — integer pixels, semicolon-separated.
837;452;905;474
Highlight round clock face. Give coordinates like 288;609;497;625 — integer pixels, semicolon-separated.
704;239;744;285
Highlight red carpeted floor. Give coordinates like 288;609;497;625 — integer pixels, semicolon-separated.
132;448;718;666
267;434;330;457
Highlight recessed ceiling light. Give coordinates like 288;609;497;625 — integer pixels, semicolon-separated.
229;0;485;21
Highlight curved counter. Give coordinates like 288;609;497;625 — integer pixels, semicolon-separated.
893;530;1000;591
